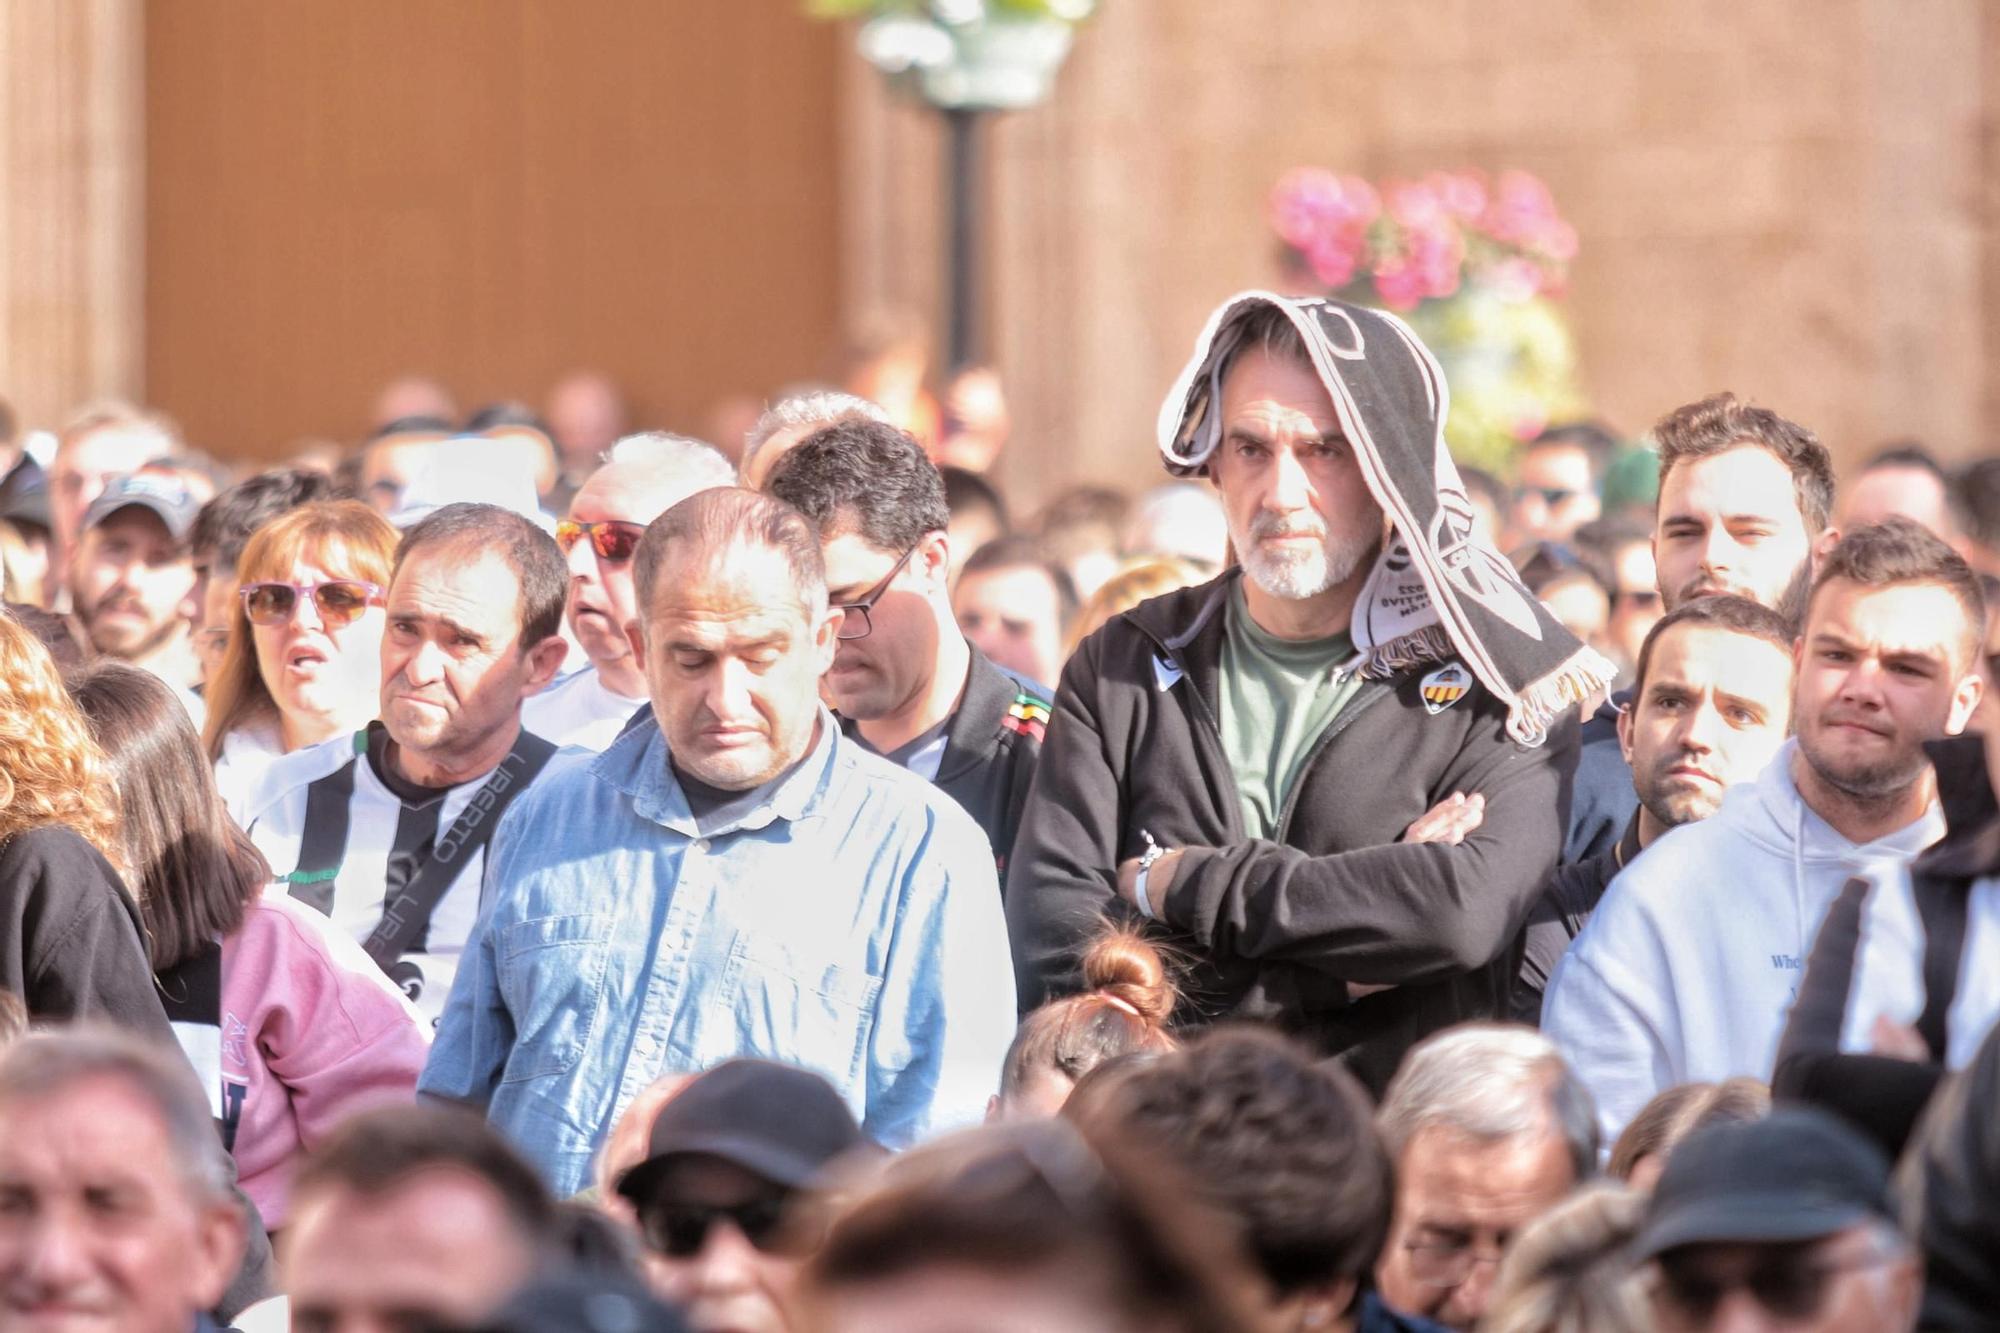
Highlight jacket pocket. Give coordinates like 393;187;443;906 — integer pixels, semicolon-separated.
496;913;611;1084
726;936;882;1091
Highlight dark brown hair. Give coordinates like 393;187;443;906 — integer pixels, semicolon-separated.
796;1119;1272;1333
68;662;268;970
1064;1027;1393;1304
396;502;569;648
998;928;1179;1102
1652;392;1836;534
294;1102;560;1250
1629;593;1798;701
1810;517;1988;666
633;487;826;623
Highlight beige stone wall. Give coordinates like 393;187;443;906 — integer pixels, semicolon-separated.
0;0;144;432
840;0;1997;513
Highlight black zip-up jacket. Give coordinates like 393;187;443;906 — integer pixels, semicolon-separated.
0;824;175;1036
1006;572;1578;1093
931;644;1051;878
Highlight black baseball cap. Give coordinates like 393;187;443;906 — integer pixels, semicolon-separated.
81;473;200;542
1632;1107;1896;1260
474;1270;689;1333
614;1059;870;1205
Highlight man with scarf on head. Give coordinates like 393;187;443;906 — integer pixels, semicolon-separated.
1006;293;1610;1093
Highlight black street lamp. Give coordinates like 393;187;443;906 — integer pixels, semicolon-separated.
822;0;1096;370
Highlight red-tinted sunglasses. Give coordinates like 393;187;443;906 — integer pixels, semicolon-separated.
556;518;647;563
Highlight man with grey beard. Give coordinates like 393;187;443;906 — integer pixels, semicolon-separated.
1006;294;1585;1093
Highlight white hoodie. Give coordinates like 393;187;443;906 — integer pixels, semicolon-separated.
1543;738;1944;1143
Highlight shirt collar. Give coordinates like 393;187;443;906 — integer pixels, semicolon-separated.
598;708;839;837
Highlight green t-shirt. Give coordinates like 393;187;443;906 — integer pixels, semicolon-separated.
1217;580;1362;839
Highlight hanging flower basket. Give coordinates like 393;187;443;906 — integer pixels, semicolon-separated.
1269;167;1589;474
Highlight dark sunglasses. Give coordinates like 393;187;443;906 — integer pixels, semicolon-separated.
1615;589;1662;611
835;543;918;642
638;1195;800;1259
239;580;384;628
1517;485;1581;507
555;518;647;563
1657;1248;1889;1323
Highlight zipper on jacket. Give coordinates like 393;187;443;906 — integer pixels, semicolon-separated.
1272;680;1397;843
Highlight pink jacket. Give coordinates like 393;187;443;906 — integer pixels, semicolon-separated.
219;890;431;1227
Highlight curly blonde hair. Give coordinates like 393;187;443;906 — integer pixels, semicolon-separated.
0;614;120;861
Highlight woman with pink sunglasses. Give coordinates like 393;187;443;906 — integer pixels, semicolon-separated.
202;501;397;818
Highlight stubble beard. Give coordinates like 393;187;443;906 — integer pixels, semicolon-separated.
1236;513;1378;602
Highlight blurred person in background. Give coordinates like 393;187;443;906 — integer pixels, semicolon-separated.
1835;442;1954;541
739;390;890;491
388;435;557;533
0;522;43;609
702;394;765;470
185;469;335;683
72;663;430;1232
792;1118;1273;1333
0;615;171;1034
0;1031;248;1333
767;421;1053;874
1373;1026;1597;1330
1633;1109;1918;1333
1598;444;1662;525
68;473;205;718
1029;485;1128;600
545;370;633;505
467;401;561;509
988;927;1177;1122
1513;596;1797;1021
1952;455;2000;578
1566;392;1838;865
1068;1027;1439;1333
1456;466;1507;551
950;534;1075;690
589;1074;692;1223
1480;1183;1652;1333
1518;550;1612;666
1899;1013;2000;1330
371;374;457;429
201;501;397;818
284;1103;561;1333
1574;515;1661;676
1546;521;1984;1143
1505;422;1615;553
357;415;451;517
1608;1079;1770;1192
842;311;939;448
528;437;735;751
612;1060;871;1333
932;364;1010;474
1121;480;1230;573
46;403;181;608
1064;555;1209;657
939;466;1007;582
244;503;569;1021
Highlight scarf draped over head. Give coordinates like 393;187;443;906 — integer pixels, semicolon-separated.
1157;290;1615;746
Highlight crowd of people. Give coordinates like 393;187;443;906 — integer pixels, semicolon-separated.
0;290;1995;1333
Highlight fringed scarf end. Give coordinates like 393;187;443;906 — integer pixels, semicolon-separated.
1503;646;1620;748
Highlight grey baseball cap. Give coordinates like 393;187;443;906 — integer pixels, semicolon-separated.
81;473;200;543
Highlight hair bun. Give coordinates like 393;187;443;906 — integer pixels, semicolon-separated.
1079;927;1177;1027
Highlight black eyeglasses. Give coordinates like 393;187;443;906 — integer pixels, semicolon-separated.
834;544;918;642
239;580;384;628
637;1195;802;1259
1655;1246;1893;1323
1401;1234;1507;1289
555;518;647;564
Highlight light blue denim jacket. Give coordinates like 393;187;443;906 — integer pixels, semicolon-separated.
419;713;1018;1197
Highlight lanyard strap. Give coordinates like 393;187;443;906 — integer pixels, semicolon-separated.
360;730;558;969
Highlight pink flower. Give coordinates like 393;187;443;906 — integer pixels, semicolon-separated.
1306;235;1359;289
1431;170;1488;221
1373;260;1428;310
1387;179;1447;229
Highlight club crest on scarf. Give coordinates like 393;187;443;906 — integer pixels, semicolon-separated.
1156;289;1616;746
1421;662;1474;714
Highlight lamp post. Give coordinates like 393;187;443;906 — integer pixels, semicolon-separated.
841;1;1094;370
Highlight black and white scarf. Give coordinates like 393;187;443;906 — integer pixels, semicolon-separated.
1158;290;1615;746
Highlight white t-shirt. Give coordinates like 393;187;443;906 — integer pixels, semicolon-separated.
243;723;552;1024
214;718;287;823
521;664;647;752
